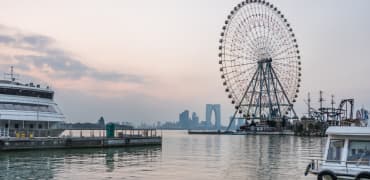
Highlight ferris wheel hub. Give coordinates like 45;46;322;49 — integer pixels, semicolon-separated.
257;58;273;64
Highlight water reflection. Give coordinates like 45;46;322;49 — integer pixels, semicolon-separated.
0;131;325;180
0;146;161;180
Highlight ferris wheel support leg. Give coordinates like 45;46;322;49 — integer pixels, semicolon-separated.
259;65;263;120
270;66;297;119
269;65;283;118
262;63;274;121
226;68;259;132
252;66;263;121
246;66;261;116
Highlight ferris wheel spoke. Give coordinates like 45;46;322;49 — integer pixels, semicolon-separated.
223;53;258;63
265;9;278;51
262;16;285;48
240;5;263;51
236;18;256;52
227;65;257;83
270;36;292;58
225;30;258;59
273;55;299;61
269;27;296;56
272;48;297;59
222;46;257;59
224;48;258;61
224;62;259;69
273;61;298;68
259;5;272;50
268;21;292;55
228;9;262;53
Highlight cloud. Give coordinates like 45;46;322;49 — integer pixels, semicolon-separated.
0;35;15;44
0;25;144;86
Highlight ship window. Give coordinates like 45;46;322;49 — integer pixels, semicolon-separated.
0;87;53;99
14;104;23;110
4;104;13;110
327;139;344;163
39;106;48;112
30;124;34;129
23;105;32;111
0;102;57;113
347;140;370;166
5;124;8;128
38;124;42;129
47;106;56;113
14;124;19;129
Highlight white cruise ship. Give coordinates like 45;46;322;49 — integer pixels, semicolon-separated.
0;67;65;137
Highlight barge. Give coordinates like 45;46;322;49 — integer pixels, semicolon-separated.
0;136;161;151
0;129;162;151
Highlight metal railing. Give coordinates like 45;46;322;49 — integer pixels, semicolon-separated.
63;129;161;138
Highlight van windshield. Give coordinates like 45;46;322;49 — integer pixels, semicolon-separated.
327;139;344;163
347;140;370;166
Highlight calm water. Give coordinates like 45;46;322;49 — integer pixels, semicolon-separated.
0;131;326;180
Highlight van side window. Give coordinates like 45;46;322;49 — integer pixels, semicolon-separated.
327;139;344;163
347;140;370;166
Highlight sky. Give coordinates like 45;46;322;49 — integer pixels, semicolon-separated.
0;0;369;126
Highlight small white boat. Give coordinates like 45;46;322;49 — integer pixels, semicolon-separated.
305;126;370;179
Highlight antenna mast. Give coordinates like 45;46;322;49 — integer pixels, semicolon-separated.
10;66;14;81
4;66;19;82
331;95;335;111
307;92;311;118
319;90;324;121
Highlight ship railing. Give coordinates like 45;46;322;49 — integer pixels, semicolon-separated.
306;159;370;176
63;128;162;138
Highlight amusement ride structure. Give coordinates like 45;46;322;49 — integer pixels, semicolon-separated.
218;0;302;131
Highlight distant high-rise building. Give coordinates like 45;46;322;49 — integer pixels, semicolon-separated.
179;110;190;129
98;116;105;128
192;112;199;128
205;104;221;130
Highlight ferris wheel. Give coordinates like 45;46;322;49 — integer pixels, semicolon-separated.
218;0;302;129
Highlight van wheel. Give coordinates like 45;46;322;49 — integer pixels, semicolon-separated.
317;171;337;180
356;172;370;180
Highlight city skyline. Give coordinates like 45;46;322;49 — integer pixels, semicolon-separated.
0;0;370;126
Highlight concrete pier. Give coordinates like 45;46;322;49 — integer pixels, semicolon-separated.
0;136;161;151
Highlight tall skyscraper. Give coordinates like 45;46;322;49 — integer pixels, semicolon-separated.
179;110;190;129
205;104;221;130
191;112;199;128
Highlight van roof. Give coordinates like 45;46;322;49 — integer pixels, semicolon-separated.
326;126;370;136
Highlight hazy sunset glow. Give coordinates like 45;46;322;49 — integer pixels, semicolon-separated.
0;0;370;125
